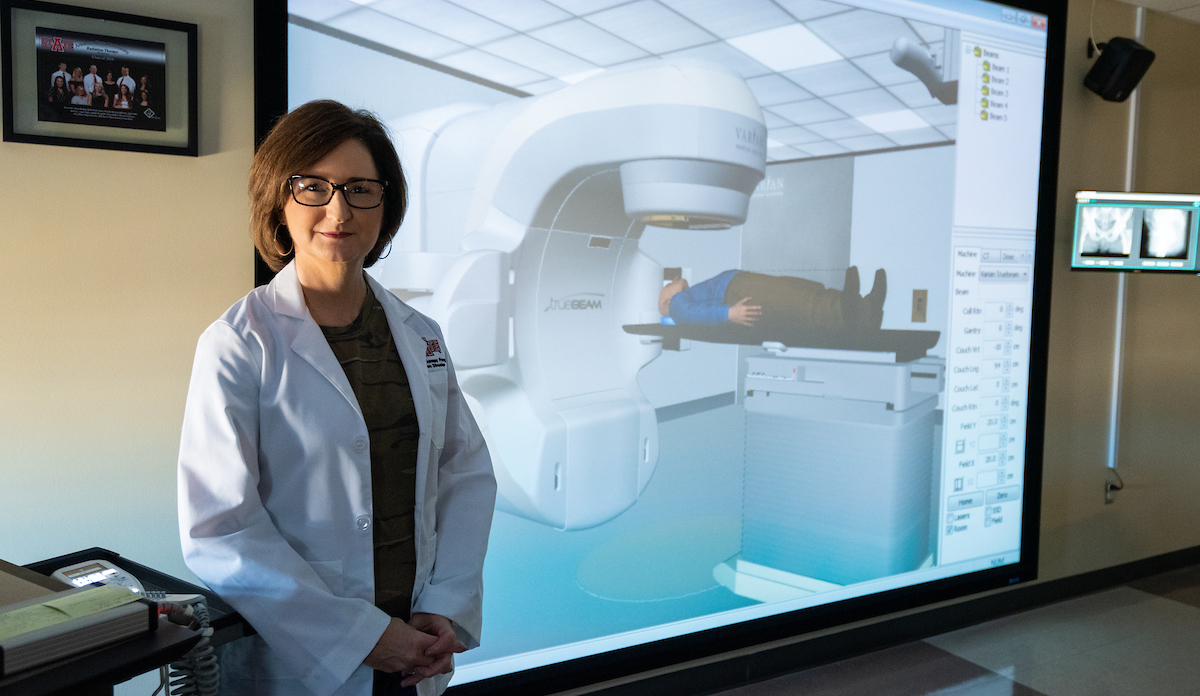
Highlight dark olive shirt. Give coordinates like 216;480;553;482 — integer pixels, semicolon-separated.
320;285;419;620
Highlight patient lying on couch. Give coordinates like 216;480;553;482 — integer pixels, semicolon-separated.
658;267;886;335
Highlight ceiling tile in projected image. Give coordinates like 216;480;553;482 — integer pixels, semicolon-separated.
663;0;794;38
528;19;648;65
291;0;959;162
371;0;513;45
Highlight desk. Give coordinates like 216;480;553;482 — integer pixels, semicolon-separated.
0;621;199;696
3;548;249;696
24;548;249;648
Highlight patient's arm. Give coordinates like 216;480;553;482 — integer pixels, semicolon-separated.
669;293;730;325
727;297;762;326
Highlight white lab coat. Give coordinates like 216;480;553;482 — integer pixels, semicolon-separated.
178;262;496;696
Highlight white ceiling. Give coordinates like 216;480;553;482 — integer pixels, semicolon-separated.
290;0;971;162
1123;0;1200;24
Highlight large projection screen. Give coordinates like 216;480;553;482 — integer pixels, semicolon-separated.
281;0;1061;691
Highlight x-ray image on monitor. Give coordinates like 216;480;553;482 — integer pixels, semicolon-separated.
1078;206;1134;257
1140;209;1191;259
1073;193;1200;272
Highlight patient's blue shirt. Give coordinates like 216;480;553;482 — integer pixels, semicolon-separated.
668;269;738;325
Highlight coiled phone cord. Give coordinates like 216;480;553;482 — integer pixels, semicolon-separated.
154;601;220;696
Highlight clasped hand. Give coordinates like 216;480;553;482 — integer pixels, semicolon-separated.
364;612;466;687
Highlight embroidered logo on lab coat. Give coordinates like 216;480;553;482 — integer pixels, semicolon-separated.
424;337;446;369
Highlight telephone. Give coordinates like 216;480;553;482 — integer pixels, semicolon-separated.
52;559;204;605
52;558;145;593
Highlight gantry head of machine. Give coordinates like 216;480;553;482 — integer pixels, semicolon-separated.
373;60;767;529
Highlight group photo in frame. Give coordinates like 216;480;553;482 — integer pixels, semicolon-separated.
1;0;197;155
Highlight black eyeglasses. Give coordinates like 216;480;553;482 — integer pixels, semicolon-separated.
287;175;387;209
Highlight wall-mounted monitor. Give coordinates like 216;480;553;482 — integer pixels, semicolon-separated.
1072;191;1200;272
274;0;1064;691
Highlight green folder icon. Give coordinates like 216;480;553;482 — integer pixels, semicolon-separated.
981;110;988;120
982;85;990;95
982;98;989;108
983;61;991;70
974;46;982;56
983;73;990;83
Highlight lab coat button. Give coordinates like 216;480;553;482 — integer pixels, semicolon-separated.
353;436;367;452
356;515;371;531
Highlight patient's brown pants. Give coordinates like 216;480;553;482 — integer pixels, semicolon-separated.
723;271;847;334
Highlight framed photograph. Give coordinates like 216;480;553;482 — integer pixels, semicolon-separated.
1;0;197;155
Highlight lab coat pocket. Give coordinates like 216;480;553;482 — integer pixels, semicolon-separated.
309;559;344;596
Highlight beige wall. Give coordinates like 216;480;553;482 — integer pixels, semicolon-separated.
1039;0;1200;581
0;0;1199;661
0;0;254;583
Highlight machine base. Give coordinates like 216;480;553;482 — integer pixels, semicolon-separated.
714;553;936;604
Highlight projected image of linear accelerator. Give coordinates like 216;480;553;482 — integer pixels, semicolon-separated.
372;61;768;532
361;7;962;667
363;52;955;656
289;0;1054;684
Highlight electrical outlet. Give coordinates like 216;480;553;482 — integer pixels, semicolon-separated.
912;289;928;322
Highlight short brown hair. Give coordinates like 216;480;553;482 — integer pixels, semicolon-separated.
249;100;407;272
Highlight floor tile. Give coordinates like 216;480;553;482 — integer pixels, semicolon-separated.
715;641;1045;696
1005;626;1200;696
1129;563;1200;609
929;587;1200;696
927;587;1179;673
705;577;1200;696
930;674;1047;696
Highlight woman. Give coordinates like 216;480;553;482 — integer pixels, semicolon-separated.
67;66;85;96
112;83;132;109
178;100;496;696
91;78;109;108
46;75;69;104
137;75;150;107
103;70;117;97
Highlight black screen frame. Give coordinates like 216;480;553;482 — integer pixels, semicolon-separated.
253;0;1063;691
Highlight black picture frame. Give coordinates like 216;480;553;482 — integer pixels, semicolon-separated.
1;0;198;156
